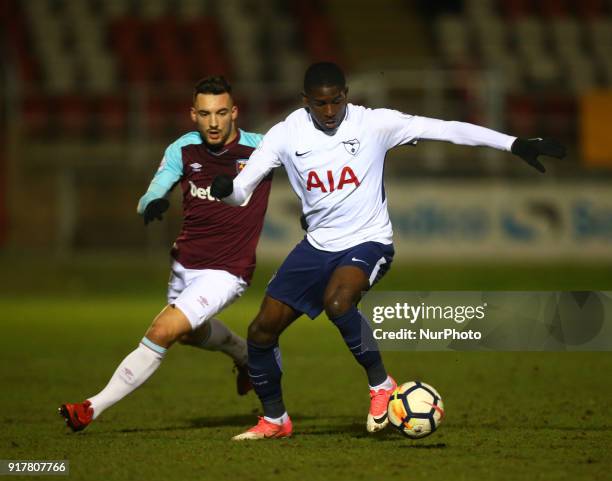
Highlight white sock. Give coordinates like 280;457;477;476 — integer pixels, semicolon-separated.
199;318;247;366
88;339;166;419
369;375;394;392
264;412;289;425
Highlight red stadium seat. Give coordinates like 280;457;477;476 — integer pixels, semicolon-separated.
145;96;169;137
4;1;40;83
58;95;91;138
575;0;605;18
167;98;193;133
541;95;576;139
507;95;538;136
293;0;344;65
21;95;53;138
539;0;569;18
95;95;128;140
186;18;233;77
500;0;533;19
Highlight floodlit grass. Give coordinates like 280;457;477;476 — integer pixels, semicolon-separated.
1;256;611;480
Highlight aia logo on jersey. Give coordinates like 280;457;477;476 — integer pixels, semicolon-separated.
236;158;248;173
306;166;360;193
342;139;360;155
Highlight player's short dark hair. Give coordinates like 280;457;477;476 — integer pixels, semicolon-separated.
193;76;232;99
303;62;346;94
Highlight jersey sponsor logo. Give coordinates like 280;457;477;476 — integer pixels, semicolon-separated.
306;166;361;193
295;150;312;157
189;180;252;206
189;181;220;202
235;158;249;173
342;139;360;155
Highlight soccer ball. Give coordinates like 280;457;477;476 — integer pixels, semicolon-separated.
387;381;445;439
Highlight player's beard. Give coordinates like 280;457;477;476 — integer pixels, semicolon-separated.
203;126;231;151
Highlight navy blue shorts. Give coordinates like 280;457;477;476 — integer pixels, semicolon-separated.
266;238;395;319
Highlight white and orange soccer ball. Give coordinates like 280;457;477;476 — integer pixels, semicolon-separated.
387;381;445;439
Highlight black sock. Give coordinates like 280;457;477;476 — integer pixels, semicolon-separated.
247;341;286;418
329;306;387;386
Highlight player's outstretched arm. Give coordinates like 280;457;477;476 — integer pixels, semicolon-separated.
136;141;183;225
510;137;566;173
392;114;566;173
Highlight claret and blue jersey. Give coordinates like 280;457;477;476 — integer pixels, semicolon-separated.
137;129;271;283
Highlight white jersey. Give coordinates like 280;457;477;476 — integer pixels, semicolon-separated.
226;104;516;251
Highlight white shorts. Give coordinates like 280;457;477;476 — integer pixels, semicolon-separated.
167;260;248;329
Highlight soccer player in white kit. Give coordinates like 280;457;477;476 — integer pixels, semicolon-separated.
211;62;566;440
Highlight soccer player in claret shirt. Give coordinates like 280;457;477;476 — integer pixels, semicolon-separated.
211;62;566;440
59;76;272;432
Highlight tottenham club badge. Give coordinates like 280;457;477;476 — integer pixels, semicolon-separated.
235;159;248;173
343;139;360;155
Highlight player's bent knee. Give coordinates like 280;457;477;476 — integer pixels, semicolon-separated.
146;320;189;347
146;305;193;347
324;295;355;319
247;320;279;346
145;324;176;347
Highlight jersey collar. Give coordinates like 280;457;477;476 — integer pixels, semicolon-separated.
307;105;350;136
202;128;241;156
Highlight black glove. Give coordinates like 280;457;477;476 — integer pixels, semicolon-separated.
143;198;170;225
300;214;309;231
511;137;566;173
210;175;233;199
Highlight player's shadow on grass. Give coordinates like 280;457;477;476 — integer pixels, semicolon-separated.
112;415;264;433
195;413;377;437
296;418;396;440
298;418;448;446
100;413;322;434
396;443;447;449
188;414;315;429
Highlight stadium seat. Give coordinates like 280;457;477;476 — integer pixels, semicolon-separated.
576;0;606;18
58;95;91;138
7;0;343;139
538;0;569;18
507;95;538;136
541;95;577;139
500;0;534;19
94;95;129;140
21;95;53;138
436;15;471;64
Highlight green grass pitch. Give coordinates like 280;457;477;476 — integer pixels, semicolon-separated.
1;255;612;481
